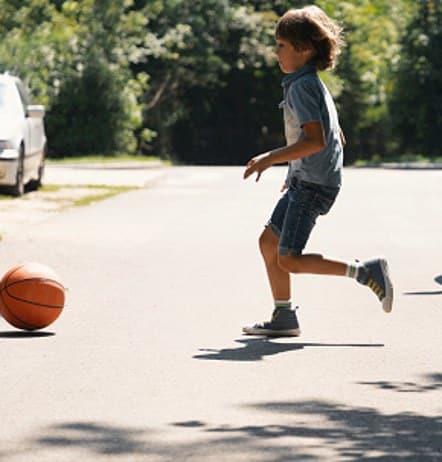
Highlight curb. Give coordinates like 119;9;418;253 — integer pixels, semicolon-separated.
351;162;442;170
47;161;166;170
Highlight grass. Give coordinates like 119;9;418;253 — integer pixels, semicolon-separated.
71;185;138;207
40;184;62;192
41;184;139;207
1;184;139;207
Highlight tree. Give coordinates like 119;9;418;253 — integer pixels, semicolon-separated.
0;0;147;156
316;0;411;163
0;0;423;163
132;0;279;163
140;0;412;164
169;3;281;164
390;0;442;157
129;0;234;159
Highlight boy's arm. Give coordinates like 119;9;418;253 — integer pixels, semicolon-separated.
244;121;325;181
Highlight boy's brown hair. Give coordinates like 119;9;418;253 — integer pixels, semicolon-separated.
275;5;344;71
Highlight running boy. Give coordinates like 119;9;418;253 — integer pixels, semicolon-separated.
243;5;393;336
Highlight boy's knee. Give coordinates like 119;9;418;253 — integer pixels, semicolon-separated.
259;228;277;256
278;254;303;273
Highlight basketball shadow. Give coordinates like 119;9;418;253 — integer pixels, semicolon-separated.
0;330;55;338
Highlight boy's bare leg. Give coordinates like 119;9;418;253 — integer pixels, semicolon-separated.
259;227;290;300
259;228;347;299
243;227;300;337
278;254;347;276
277;253;393;313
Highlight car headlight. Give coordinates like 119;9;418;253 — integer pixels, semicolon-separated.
0;140;13;150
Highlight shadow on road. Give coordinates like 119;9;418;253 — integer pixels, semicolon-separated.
35;422;149;456
193;337;384;362
12;392;441;461
403;274;442;296
0;331;54;338
357;373;442;393
403;290;442;295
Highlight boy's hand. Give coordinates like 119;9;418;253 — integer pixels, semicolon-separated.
243;152;272;182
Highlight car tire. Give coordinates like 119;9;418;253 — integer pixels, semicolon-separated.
27;145;46;192
11;146;25;197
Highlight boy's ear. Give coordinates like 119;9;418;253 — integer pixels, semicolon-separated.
304;47;317;60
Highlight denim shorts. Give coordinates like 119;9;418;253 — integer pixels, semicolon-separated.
266;178;340;256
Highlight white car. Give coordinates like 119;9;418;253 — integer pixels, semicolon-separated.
0;73;47;196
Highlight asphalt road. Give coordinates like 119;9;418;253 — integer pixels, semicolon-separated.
0;166;441;461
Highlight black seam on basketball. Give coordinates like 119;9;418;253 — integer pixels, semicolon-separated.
3;290;64;309
0;290;36;330
4;278;64;309
4;277;64;291
3;264;27;289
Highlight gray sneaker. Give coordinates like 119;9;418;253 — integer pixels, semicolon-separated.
357;257;393;313
242;307;301;337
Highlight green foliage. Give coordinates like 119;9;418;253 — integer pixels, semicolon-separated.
134;0;236;158
390;0;442;157
315;0;413;163
44;1;147;156
141;1;280;163
0;0;145;156
0;0;438;163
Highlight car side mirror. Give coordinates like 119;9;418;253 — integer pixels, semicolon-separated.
27;105;45;118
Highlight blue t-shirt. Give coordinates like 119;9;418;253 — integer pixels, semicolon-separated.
280;64;343;188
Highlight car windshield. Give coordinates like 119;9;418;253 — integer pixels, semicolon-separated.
0;83;16;113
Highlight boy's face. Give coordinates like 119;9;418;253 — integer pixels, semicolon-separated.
275;38;311;74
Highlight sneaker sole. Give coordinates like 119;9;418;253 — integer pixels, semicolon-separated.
379;257;393;313
242;326;301;337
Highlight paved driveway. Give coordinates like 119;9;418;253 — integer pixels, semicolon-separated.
0;163;167;236
0;166;441;461
44;161;166;187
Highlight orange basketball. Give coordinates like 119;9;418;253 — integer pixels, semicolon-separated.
0;263;65;331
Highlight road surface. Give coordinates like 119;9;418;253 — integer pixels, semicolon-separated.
0;166;441;461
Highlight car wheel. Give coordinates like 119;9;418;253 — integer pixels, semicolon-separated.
27;146;46;192
11;147;25;197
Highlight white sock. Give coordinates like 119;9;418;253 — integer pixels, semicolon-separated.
346;262;361;279
274;300;292;309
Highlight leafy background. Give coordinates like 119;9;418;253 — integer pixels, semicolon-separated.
0;0;440;165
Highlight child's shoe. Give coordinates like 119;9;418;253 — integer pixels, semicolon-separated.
242;306;301;336
357;257;393;313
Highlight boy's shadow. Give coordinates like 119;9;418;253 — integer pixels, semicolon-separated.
194;338;384;362
403;274;442;296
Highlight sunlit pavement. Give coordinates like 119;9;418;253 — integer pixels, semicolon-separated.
44;161;168;187
0;166;441;461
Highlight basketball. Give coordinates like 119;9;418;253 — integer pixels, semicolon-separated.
0;263;65;331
